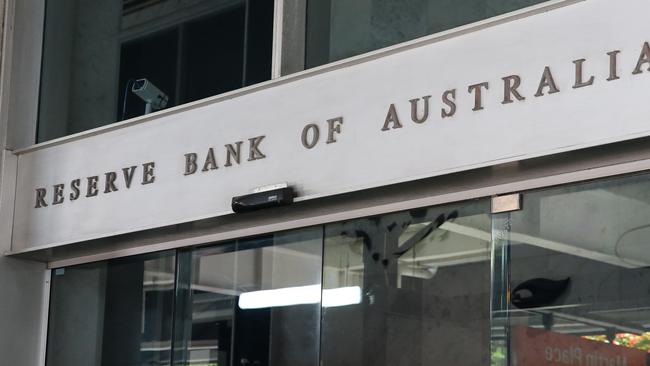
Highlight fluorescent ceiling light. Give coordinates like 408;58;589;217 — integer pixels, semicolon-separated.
322;286;362;308
239;284;320;309
238;285;362;309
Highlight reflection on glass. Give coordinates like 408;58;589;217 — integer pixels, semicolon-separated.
492;174;650;366
322;200;492;366
46;251;176;366
305;0;549;68
173;228;323;366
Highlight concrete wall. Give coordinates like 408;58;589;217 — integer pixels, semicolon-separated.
0;153;48;366
0;0;49;365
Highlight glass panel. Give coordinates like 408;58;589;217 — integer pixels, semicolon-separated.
46;251;176;366
492;174;650;366
180;7;244;104
321;199;491;366
38;0;273;142
173;227;323;366
305;0;549;68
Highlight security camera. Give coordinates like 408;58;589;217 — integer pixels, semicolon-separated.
131;78;169;114
231;187;295;213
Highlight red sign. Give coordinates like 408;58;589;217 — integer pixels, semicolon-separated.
512;326;647;366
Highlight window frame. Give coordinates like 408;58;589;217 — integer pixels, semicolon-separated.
0;0;581;151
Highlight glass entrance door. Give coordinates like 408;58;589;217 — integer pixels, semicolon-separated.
171;228;323;366
46;172;650;366
492;174;650;366
45;198;493;366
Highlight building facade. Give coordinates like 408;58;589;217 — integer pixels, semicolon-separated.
2;0;650;365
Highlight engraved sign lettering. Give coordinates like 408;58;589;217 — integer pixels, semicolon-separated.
31;41;650;211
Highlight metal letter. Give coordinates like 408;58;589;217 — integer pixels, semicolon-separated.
142;162;156;185
35;188;48;208
468;82;489;111
572;59;595;89
122;166;137;188
326;117;343;144
86;176;99;197
104;172;118;193
381;104;402;131
632;42;650;75
301;124;319;149
70;179;81;201
607;50;621;81
53;184;65;205
184;153;198;175
225;142;243;167
534;66;560;97
202;148;218;171
248;136;267;161
409;96;431;124
502;75;525;104
441;89;456;118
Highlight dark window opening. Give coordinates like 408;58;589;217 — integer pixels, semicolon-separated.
38;0;273;143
